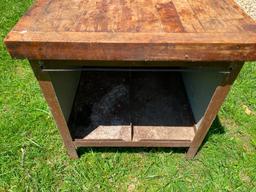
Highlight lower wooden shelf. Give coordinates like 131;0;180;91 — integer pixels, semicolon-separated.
68;71;196;147
73;125;195;147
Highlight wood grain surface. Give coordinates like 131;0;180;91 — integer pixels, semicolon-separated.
4;0;256;61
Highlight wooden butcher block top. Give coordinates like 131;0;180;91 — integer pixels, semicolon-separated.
4;0;256;61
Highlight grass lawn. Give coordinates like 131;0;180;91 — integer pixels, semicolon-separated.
1;0;256;191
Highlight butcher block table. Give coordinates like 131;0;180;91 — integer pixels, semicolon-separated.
4;0;256;159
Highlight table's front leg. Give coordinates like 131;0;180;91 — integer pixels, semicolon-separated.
186;62;244;159
29;60;78;159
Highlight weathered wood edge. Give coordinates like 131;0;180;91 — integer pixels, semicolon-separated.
74;140;192;148
4;32;256;61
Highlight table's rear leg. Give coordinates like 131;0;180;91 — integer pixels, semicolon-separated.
186;62;244;159
29;60;78;159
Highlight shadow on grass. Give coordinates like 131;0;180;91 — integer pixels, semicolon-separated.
203;115;225;142
78;147;188;157
77;116;225;157
197;115;226;153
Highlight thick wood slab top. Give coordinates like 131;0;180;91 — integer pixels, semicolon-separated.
4;0;256;61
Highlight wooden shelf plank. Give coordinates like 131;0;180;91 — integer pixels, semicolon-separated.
133;126;195;142
80;125;132;142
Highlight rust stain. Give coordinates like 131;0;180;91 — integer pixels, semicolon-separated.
135;0;162;32
156;1;185;32
118;0;136;32
243;24;256;33
94;0;110;32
